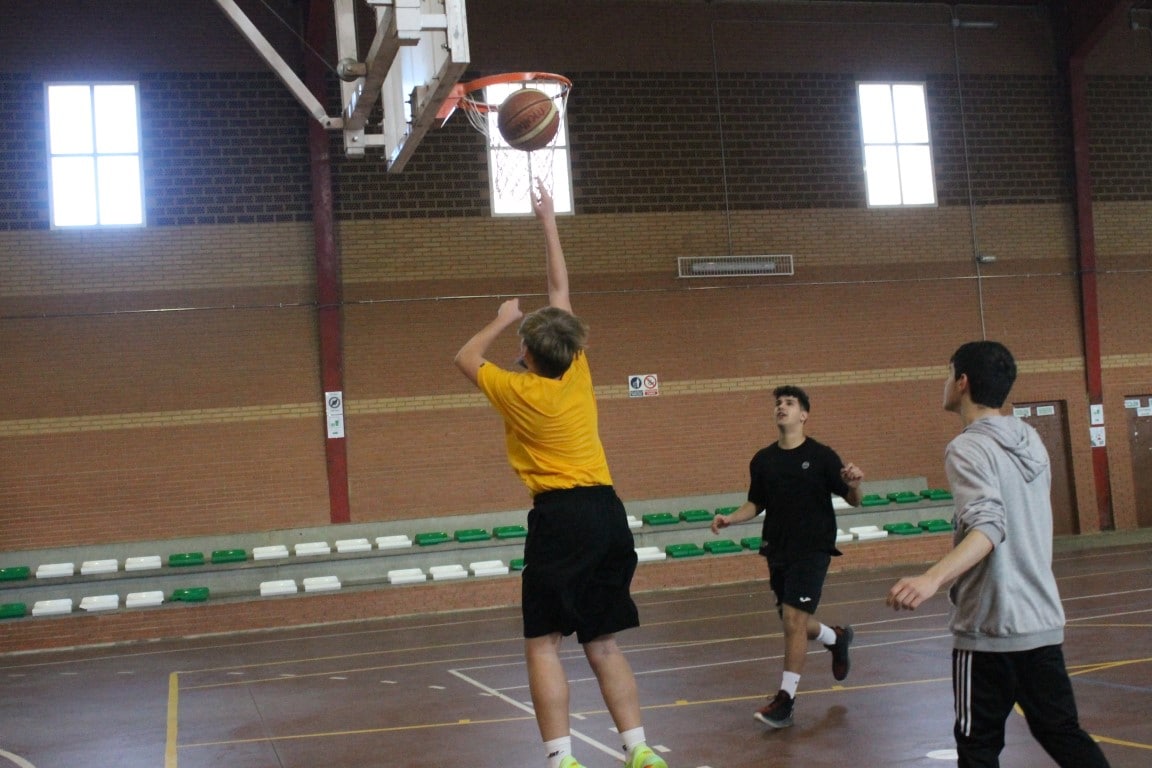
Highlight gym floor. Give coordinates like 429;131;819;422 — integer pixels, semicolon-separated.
1;539;1149;768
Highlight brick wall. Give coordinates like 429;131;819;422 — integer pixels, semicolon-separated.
0;1;1150;557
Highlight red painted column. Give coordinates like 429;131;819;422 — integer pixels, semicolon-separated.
1068;54;1112;531
306;0;350;524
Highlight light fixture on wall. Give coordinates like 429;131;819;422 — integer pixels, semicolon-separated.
678;255;795;278
976;254;997;264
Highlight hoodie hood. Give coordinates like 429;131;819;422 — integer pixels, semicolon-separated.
963;415;1046;484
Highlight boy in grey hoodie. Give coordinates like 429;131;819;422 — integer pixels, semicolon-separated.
886;341;1110;768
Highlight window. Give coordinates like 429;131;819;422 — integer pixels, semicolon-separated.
46;83;144;227
857;82;936;207
484;81;572;216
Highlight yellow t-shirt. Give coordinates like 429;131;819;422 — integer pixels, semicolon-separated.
476;351;613;496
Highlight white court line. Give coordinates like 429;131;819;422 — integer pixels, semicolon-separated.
0;748;37;768
448;668;625;762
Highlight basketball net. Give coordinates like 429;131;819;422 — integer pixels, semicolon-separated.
444;73;572;212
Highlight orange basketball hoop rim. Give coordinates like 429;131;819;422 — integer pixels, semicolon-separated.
436;72;572;124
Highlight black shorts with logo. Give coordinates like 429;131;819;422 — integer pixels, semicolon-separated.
521;485;640;643
767;552;832;616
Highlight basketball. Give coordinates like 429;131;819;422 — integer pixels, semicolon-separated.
497;88;560;152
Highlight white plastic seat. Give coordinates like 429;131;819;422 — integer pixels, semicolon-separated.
294;542;331;557
375;535;413;549
429;564;468;581
335;538;371;553
260;579;298;596
635;546;667;562
81;559;119;575
124;555;162;571
32;598;73;616
126;591;164;608
79;594;119;612
35;562;74;579
252;545;290;560
387;568;426;585
469;560;509;577
303;575;342;592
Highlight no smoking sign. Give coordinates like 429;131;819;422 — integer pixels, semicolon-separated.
628;373;660;398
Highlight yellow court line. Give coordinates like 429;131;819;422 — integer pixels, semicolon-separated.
181;651;526;690
1068;656;1152;676
1093;735;1152;751
166;672;179;768
178;713;537;750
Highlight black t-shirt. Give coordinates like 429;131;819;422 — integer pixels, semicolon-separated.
747;437;851;562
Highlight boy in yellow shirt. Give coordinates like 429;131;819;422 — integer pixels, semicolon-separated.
454;183;667;768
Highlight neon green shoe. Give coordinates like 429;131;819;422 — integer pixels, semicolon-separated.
558;757;586;768
626;745;668;768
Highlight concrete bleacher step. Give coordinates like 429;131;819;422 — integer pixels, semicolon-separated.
79;594;119;612
125;591;164;608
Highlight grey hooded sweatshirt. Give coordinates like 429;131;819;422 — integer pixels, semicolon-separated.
945;415;1066;652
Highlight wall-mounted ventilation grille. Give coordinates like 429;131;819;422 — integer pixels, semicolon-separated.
677;255;794;278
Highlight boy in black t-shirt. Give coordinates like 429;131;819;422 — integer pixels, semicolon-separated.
712;385;864;728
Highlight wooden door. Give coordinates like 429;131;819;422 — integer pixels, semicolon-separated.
1124;396;1152;528
1014;401;1078;536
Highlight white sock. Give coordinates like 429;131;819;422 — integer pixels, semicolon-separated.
620;726;647;754
781;671;801;698
545;736;572;768
815;623;837;646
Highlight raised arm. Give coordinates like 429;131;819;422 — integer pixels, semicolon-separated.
531;181;571;313
454;298;524;385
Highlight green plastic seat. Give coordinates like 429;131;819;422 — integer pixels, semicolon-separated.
679;509;715;523
642;513;679;526
703;539;743;554
168;552;205;567
0;566;31;581
928;490;954;501
740;536;763;551
493;525;528;539
861;495;890;507
888;491;921;503
210;549;247;564
665;543;706;558
510;558;525;571
919;519;953;533
170;587;209;602
453;528;491;543
714;506;739;516
884;522;922;535
415;531;451;546
0;602;28;619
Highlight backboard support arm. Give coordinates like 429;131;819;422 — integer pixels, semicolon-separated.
213;0;470;170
